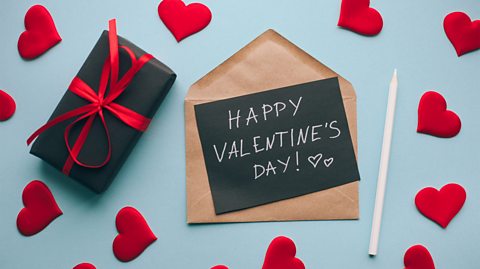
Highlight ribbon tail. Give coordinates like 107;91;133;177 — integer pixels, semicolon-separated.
62;114;97;174
27;104;98;145
63;110;112;174
108;19;119;90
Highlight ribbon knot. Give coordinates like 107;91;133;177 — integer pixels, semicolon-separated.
28;19;154;175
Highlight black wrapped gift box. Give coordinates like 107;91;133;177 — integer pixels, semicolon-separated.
30;29;176;193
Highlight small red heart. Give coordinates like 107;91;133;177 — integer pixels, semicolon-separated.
0;90;16;121
16;180;63;236
73;263;96;269
113;206;157;262
417;91;461;138
404;245;435;269
338;0;383;36
415;183;466;228
18;5;62;59
444;12;480;57
262;236;305;269
211;266;229;269
158;0;212;42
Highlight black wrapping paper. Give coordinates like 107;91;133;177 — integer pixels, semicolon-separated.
30;30;176;193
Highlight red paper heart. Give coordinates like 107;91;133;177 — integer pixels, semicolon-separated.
113;206;157;262
73;263;96;269
0;90;16;121
16;180;63;236
444;12;480;57
211;266;229;269
158;0;212;42
417;91;461;138
262;236;305;269
338;0;383;36
404;245;435;269
18;5;62;59
415;183;466;228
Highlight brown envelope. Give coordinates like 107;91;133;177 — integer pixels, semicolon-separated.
185;29;359;223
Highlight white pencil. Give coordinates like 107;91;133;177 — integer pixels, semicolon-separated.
368;69;398;256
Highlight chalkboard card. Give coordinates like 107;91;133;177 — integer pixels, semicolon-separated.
194;78;360;214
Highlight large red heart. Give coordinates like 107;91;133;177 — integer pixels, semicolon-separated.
417;91;461;138
0;90;16;121
415;183;466;228
338;0;383;36
404;245;435;269
211;266;228;269
113;206;157;262
73;263;96;269
262;236;305;269
16;180;63;236
158;0;212;42
444;12;480;57
18;5;62;59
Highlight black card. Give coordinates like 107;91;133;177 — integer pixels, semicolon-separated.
194;78;360;214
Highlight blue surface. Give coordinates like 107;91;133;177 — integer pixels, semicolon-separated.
1;0;480;268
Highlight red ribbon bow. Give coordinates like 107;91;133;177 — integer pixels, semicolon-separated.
27;19;153;175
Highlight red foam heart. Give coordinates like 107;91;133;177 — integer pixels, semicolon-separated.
338;0;383;36
417;91;461;138
444;12;480;57
158;0;212;42
262;236;305;269
415;183;466;228
0;90;16;121
16;180;63;236
73;263;96;269
404;245;435;269
113;206;157;262
18;5;62;59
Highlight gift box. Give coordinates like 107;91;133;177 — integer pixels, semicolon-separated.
28;20;176;193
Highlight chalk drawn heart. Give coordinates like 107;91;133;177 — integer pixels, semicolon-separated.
324;158;334;167
307;154;323;168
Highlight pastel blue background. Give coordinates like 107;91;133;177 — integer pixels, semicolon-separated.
1;0;479;268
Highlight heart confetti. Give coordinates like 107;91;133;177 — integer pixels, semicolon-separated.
16;180;63;236
0;90;16;121
415;183;466;228
444;12;480;57
158;0;212;42
417;91;461;138
338;0;383;36
113;206;157;262
73;263;96;269
18;5;62;59
262;236;305;269
404;245;435;269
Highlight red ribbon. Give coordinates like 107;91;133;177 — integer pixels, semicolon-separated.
27;19;153;175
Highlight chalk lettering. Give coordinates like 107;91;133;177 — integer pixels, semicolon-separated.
228;110;241;130
213;142;227;163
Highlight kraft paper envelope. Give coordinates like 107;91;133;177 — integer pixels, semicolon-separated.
185;29;359;223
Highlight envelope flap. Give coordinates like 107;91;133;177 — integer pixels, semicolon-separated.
185;29;356;102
